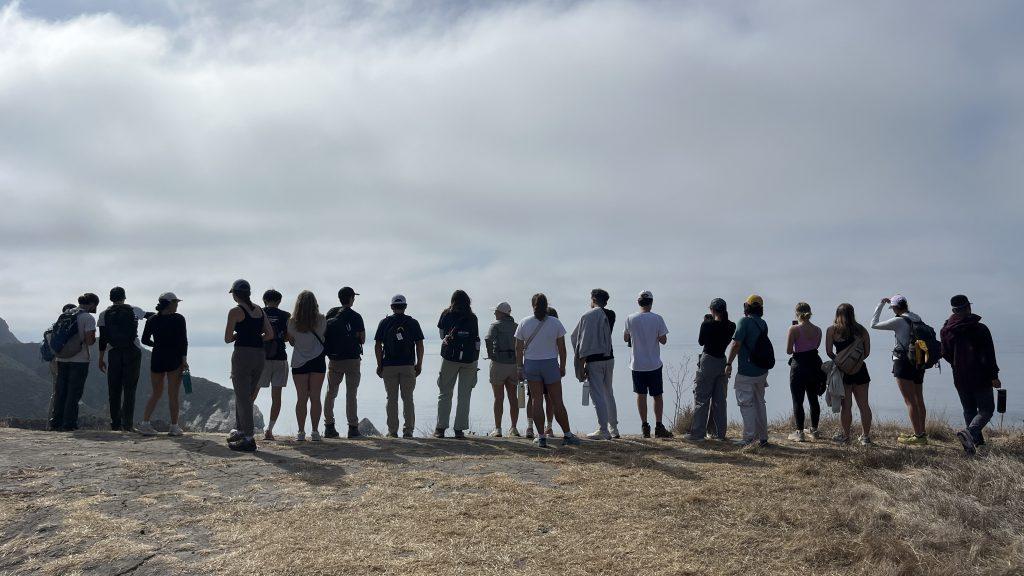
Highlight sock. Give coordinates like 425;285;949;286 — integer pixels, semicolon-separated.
267;420;276;432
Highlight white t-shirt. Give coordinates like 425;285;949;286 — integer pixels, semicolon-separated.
514;315;567;361
624;311;669;372
97;305;147;350
57;311;97;364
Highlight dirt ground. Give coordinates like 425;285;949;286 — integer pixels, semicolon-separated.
1;427;1021;576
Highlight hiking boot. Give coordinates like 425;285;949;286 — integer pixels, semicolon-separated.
562;434;581;446
347;425;361;439
788;430;805;442
228;437;257;452
534;436;548;448
654;423;673;439
402;432;414;439
898;434;929;446
167;424;184;437
488;429;502;438
586;429;611;440
137;422;158;437
610;425;621;439
956;430;977;455
858;435;872;446
433;428;445;439
453;430;466;439
806;428;821;441
641;423;652;438
311;431;322;442
323;422;340;439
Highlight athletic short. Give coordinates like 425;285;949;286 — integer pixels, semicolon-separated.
490;362;518;386
892;357;924;385
523;358;560;385
259;359;289;388
632;366;664;396
293;354;327;375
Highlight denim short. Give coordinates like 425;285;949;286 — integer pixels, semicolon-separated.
523;358;561;385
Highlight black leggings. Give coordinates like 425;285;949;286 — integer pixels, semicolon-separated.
790;351;822;430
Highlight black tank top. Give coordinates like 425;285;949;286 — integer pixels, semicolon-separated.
234;305;264;349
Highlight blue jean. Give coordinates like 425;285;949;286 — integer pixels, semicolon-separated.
956;385;995;445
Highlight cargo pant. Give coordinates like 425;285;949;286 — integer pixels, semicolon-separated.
382;365;417;436
325;359;362;427
734;373;769;442
691;354;728;439
436;359;478;431
231;347;265;437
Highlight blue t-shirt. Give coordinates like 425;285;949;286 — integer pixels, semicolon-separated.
733;316;769;377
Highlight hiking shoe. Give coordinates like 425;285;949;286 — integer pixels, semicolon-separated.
347;425;361;439
610;425;620;439
526;428;535;440
544;427;554;437
296;431;306;441
832;432;850;444
563;434;581;446
433;428;445;439
788;430;805;442
454;430;466;439
228;437;257;452
586;429;611;440
488;429;502;438
641;423;652;438
806;428;821;440
898;434;929;446
323;423;340;439
227;429;244;443
402;432;414;439
535;437;548;448
167;424;184;437
386;432;399;438
956;430;976;455
264;430;276;441
654;423;673;439
137;422;158;437
858;435;873;446
311;431;322;442
508;427;521;438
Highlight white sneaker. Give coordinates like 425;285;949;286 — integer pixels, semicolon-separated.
167;424;183;437
488;429;502;438
609;425;620;439
296;431;306;442
137;422;158;436
311;431;322;442
858;435;873;446
788;430;805;442
586;429;611;440
508;427;521;438
806;428;820;440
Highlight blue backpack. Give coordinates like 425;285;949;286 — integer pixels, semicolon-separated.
42;309;83;361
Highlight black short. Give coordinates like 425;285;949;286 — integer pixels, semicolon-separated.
632;367;664;396
892;357;924;385
151;348;182;374
293;354;327;375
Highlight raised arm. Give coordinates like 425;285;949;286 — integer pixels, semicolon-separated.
871;300;900;331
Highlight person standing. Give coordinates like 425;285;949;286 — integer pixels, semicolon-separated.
871;294;928;445
47;304;77;424
687;299;735;441
287;290;327;442
137;293;188;436
624;291;672;439
785;302;824;442
97;287;149;432
485;302;520;437
940;295;1001;455
323;287;365;439
254;289;289;441
571;288;619;440
514;294;580;448
825;303;873;445
50;293;99;432
374;295;425;438
434;290;481;439
224;279;274;452
726;295;773;447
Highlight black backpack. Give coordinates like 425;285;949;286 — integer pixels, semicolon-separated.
383;316;414;362
904;316;942;370
325;310;362;359
440;314;480;364
104;304;138;349
749;319;776;370
263;310;289;360
44;309;83;360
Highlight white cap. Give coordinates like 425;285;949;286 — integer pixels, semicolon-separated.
159;292;182;302
638;290;654;300
494;302;512;315
391;294;407;306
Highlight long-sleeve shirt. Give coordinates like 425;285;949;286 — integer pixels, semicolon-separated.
871;302;921;353
141;313;188;358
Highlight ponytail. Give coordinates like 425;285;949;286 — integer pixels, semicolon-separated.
156;300;168;313
795;302;812;322
532;293;548;321
718;309;729;322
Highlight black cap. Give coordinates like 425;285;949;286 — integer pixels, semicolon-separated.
109;286;126;302
230;279;251;294
338;286;359;301
709;298;727;312
951;294;971;310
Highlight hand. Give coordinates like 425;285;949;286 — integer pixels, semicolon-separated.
376;365;383;378
881;297;891;305
415;364;422;376
517;367;524;381
559;365;566;378
182;361;189;372
993;378;1002;389
724;364;733;379
98;359;107;373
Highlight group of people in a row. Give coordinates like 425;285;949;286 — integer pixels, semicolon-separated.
44;282;1002;456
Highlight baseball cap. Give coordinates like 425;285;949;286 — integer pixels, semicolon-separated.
951;294;971;310
339;286;359;300
890;294;908;308
638;290;654;300
229;279;251;294
494;302;512;315
391;294;407;306
745;294;764;306
159;292;182;302
109;286;126;302
709;298;727;312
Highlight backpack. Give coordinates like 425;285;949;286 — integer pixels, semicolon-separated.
45;309;84;360
104;304;138;349
489;321;517;363
834;331;867;376
383;316;414;362
325;310;362;359
904;316;942;370
748;318;776;370
440;314;480;364
263;310;289;360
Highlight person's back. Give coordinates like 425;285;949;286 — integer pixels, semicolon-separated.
624;291;671;438
625;311;668;371
374;295;425;438
516;314;566;361
734;314;769;378
699;317;735;358
486;315;518;365
323;286;366;439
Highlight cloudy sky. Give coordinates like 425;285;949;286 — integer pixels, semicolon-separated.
1;0;1022;348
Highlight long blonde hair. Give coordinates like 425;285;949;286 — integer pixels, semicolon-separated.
292;290;321;333
833;303;864;341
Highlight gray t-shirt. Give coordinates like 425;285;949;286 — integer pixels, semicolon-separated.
57;311;96;364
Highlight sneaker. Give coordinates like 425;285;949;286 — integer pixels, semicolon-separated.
641;423;652;438
534;436;548;448
296;431;306;442
732;438;754;446
323;423;340;439
402;432;414;439
562;434;581;446
264;430;276;441
386;432;399;438
586;429;611;440
832;432;850;444
757;440;771;448
137;422;158;437
488;429;502;438
544;427;554;437
228;436;257;452
311;431;322;442
858;435;873;446
898;434;929;446
682;433;705;443
807;428;821;440
168;424;184;437
227;429;244;443
788;430;805;442
347;425;361;439
654;423;673;439
526;428;535;440
610;425;620;439
454;430;466;439
956;430;976;455
508;427;521;438
433;428;445;439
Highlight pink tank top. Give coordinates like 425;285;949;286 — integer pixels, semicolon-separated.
793;326;821;353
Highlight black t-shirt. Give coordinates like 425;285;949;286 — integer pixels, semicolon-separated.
263;307;291;361
326;306;366;360
374;314;425;366
585;308;616;363
698;319;736;358
437;310;480;363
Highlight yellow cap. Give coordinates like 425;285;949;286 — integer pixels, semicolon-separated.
745;294;764;306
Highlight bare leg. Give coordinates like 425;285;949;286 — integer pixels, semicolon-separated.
294;374;310;433
653;394;665;423
309;373;325;431
897;378;923;435
636;393;648;423
504;379;519;427
545;382;571;433
270;386;283;422
852;384;872;437
840;385;854;437
544;391;554;433
528;381;546;437
491;383;504;430
167;368;182;425
913;382;926;434
143;373;165;421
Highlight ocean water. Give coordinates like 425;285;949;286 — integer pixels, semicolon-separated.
184;340;1022;437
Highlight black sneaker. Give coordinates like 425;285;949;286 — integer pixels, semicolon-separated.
654;423;674;439
386;432;399;438
227;429;245;443
324;422;340;439
956;429;977;455
402;432;414;439
641;423;651;438
228;437;257;452
433;428;446;438
453;430;466;439
347;425;361;439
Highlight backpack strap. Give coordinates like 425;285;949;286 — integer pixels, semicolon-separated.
523;317;547;354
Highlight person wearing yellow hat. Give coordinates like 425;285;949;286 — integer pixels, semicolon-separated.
726;295;774;447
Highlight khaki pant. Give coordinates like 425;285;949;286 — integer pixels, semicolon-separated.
325;359;361;426
382;365;417;435
735;373;769;442
436;359;478;431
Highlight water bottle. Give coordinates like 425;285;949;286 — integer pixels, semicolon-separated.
182;368;193;395
582;380;590;406
517;379;526;409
